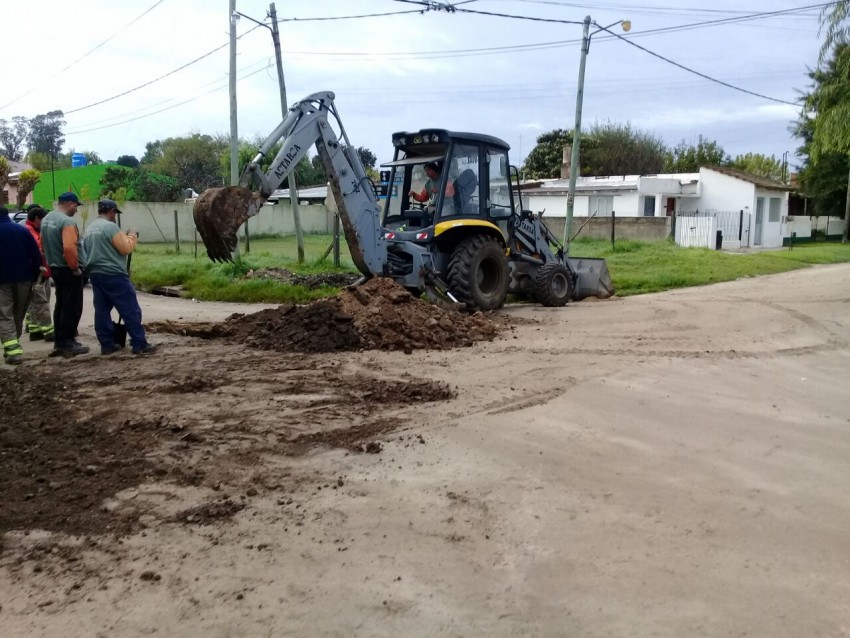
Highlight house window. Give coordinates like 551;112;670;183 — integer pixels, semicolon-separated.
768;197;781;222
643;195;656;217
588;195;614;217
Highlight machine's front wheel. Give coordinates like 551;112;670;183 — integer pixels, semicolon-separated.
447;235;509;311
534;263;573;307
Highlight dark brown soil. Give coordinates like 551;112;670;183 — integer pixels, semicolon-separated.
170;499;245;525
150;277;504;354
0;369;163;537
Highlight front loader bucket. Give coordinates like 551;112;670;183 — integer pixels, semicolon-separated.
567;257;615;300
193;186;263;262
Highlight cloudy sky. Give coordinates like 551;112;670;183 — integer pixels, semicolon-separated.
1;0;823;171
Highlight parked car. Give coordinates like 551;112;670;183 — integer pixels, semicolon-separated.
11;210;27;224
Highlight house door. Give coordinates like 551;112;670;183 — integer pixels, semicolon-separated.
754;198;764;246
665;197;676;216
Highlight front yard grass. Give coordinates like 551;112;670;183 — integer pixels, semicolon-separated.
129;235;850;303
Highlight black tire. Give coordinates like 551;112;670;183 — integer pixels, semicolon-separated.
534;263;572;307
447;235;509;311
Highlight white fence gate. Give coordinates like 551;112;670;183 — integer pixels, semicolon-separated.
675;214;716;248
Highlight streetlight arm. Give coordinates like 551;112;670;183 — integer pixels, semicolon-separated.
232;10;271;30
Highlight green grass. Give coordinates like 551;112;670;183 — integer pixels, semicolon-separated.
129;234;850;302
131;235;355;303
570;238;850;296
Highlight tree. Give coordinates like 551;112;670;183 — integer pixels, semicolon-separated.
521;124;666;179
15;169;40;208
0;156;10;194
728;153;783;182
583;122;666;176
146;134;228;193
140;140;163;165
98;165;182;202
664;135;729;173
354;146;377;170
83;151;103;165
116;154;140;168
27;110;65;156
0;116;29;161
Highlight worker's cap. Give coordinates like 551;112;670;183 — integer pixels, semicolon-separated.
97;199;122;214
57;191;82;204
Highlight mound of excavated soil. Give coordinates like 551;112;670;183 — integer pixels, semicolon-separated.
219;277;504;353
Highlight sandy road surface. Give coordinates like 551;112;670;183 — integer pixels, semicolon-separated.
2;265;850;637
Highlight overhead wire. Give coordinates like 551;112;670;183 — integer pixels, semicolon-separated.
0;0;169;111
395;0;812;105
65;62;274;136
61;24;264;116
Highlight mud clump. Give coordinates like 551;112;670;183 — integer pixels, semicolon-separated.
244;267;360;290
220;277;503;353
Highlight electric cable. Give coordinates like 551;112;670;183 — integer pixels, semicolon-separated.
0;0;168;111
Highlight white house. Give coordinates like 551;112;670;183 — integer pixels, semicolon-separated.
519;167;792;249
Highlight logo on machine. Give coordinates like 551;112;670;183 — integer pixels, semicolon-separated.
273;144;302;178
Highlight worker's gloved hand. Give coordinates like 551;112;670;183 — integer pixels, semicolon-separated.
72;268;83;277
39;266;48;274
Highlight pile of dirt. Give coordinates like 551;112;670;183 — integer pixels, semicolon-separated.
0;369;163;536
244;267;359;290
220;277;503;353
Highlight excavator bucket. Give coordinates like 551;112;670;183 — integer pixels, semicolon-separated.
193;186;262;262
567;257;615;300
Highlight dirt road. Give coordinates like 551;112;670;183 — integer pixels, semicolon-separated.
2;265;849;637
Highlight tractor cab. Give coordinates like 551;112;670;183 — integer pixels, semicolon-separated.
380;130;516;237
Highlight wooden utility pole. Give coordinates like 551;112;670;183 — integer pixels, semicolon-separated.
269;2;305;263
229;0;239;186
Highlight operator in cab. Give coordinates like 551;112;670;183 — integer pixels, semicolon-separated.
409;161;455;212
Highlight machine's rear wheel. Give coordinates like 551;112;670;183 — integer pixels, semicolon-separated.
534;263;573;307
447;235;509;311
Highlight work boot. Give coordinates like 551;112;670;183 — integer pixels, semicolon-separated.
4;354;23;365
29;331;45;342
132;343;157;355
51;343;90;358
101;345;122;356
44;333;55;342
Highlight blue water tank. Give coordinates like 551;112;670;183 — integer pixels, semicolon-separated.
71;153;87;168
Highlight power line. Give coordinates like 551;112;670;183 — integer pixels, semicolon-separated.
398;0;813;105
277;8;425;22
65;63;273;136
62;24;263;116
0;0;168;111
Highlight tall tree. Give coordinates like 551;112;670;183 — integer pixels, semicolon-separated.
147;134;228;193
0;156;10;194
728;153;783;182
83;151;103;165
663;135;729;173
27;110;65;156
521;124;665;179
0;116;29;161
583;122;666;176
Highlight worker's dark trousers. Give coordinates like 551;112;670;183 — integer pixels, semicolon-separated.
90;273;147;351
51;267;84;350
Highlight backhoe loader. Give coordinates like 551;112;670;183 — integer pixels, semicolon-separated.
193;91;613;310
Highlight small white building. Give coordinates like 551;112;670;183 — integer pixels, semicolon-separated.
519;166;792;249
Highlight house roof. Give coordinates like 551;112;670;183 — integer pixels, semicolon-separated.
704;166;793;191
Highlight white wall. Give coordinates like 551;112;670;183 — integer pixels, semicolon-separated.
525;192;640;217
66;200;334;242
696;168;755;214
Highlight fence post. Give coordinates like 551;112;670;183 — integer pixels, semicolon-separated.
738;209;744;242
194;229;198;259
715;230;723;250
245;218;250;253
333;214;340;267
790;231;796;250
173;210;180;253
611;210;616;249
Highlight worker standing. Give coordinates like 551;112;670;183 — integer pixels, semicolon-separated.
83;199;156;356
23;205;55;342
0;206;43;365
41;191;90;357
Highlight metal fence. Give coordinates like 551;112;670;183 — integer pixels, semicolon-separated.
676;210;749;247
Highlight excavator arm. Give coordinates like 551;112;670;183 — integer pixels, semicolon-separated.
193;91;385;276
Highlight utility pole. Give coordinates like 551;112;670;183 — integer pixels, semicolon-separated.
269;2;305;264
563;15;592;253
229;0;238;186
